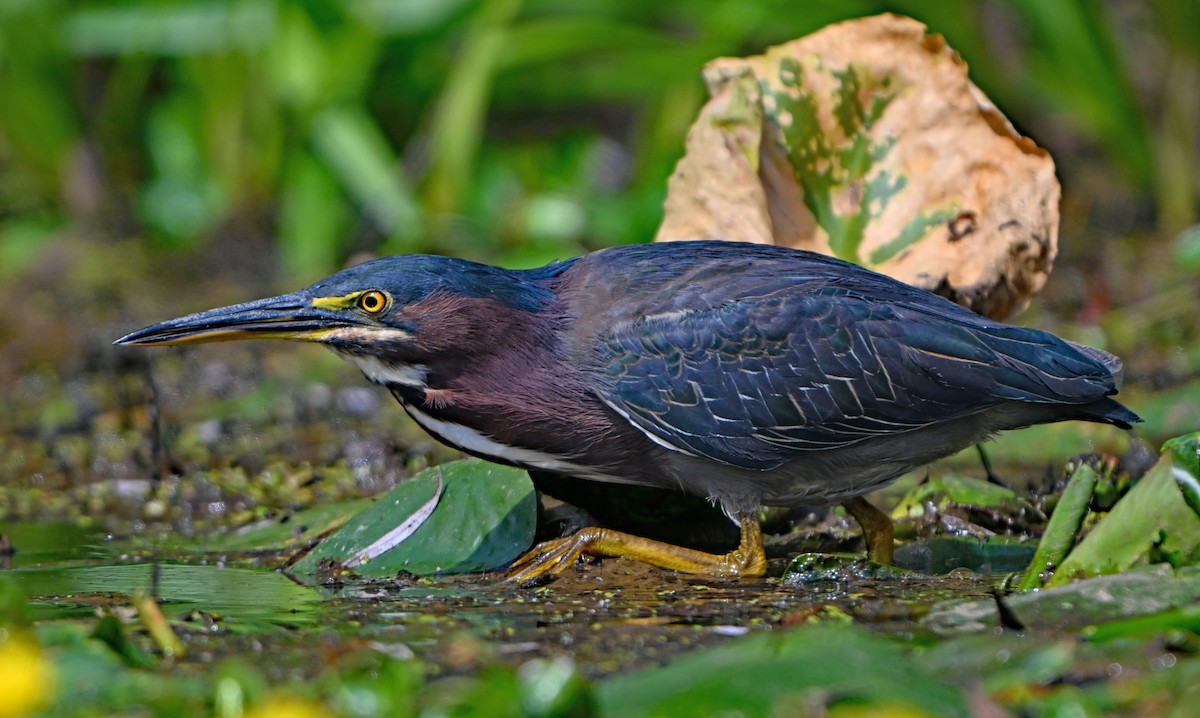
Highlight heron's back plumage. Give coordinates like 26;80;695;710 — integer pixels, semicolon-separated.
557;242;1135;476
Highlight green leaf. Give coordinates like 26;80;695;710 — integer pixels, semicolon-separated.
892;473;1037;517
1165;432;1200;479
0;219;61;281
920;632;1075;694
279;151;348;281
1008;0;1152;188
0;576;33;629
309;105;421;246
92;614;155;669
1018;462;1099;591
518;657;594;718
343;468;445;568
138;100;227;243
62;1;276;55
11;564;324;628
597;623;967;717
1047;436;1200;587
1175;224;1200;271
1084;600;1200;642
926;564;1200;635
288;460;535;578
423;0;521;214
1167;433;1200;519
195;499;371;553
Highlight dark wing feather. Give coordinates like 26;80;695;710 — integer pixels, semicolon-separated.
596;286;1122;471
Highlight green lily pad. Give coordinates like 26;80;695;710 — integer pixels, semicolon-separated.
9;564;324;628
288;460;535;578
596;623;967;717
1046;436;1200;587
200;499;371;553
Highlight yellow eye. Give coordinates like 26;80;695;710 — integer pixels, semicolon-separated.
357;290;389;314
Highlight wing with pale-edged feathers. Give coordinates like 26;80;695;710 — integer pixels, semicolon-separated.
595;283;1125;471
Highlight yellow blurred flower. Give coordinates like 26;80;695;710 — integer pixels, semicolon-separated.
827;703;936;718
0;636;56;718
243;696;328;718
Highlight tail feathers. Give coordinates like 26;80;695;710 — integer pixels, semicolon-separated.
1071;397;1142;430
1068;341;1125;386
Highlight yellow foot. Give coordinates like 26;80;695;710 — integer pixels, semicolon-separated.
507;514;766;582
841;496;895;565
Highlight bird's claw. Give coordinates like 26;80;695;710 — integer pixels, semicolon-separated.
506;532;598;583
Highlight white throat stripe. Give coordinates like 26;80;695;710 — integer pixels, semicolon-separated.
345;354;428;388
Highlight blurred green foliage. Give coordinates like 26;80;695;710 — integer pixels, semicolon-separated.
0;0;1195;282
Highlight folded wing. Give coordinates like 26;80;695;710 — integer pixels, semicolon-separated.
596;285;1123;470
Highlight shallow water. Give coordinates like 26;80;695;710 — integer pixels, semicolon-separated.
2;517;1000;678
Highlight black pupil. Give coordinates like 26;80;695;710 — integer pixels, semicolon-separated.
363;294;380;310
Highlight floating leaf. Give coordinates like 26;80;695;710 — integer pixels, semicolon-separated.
343;469;444;568
9;565;323;629
597;623;967;717
1046;437;1200;587
288;460;535;578
198;499;372;553
926;564;1200;635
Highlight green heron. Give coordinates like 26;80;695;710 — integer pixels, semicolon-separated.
116;241;1139;579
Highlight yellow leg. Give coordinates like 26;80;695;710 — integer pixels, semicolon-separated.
842;496;894;565
507;514;766;582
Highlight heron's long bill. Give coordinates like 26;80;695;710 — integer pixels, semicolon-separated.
113;292;346;347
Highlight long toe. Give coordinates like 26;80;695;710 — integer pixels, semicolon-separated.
507;536;578;581
505;516;767;582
